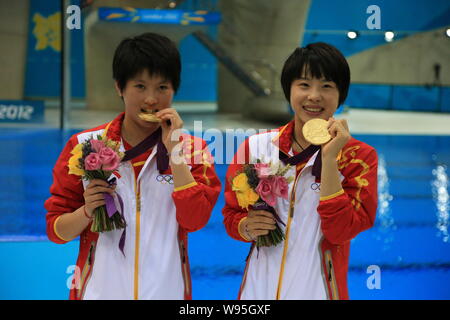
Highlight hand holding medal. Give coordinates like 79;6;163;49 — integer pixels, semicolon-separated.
302;118;331;145
303;118;351;159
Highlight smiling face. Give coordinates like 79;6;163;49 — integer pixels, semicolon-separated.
289;71;340;126
281;43;350;130
116;68;174;134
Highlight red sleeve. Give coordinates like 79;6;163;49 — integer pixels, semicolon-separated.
317;143;378;245
44;135;84;244
222;138;252;242
172;138;221;232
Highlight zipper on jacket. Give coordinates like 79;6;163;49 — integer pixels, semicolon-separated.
88;242;94;264
179;239;190;297
134;175;141;300
136;194;141;212
79;241;96;299
328;260;332;281
276;166;302;299
324;250;339;300
180;239;186;263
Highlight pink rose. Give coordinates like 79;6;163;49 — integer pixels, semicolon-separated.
99;147;120;171
254;163;271;178
84;153;102;170
255;178;276;207
90;139;105;152
272;176;289;200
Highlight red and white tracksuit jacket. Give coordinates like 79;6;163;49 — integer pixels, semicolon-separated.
222;120;378;300
45;112;221;300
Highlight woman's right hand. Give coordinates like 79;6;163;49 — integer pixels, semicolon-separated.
240;209;277;241
83;179;116;218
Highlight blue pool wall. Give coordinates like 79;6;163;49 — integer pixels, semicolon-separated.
0;128;449;299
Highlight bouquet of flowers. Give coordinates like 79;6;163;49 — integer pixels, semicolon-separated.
231;160;294;247
68;135;126;233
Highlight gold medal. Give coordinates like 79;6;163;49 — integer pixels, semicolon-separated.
138;111;161;123
302;118;331;145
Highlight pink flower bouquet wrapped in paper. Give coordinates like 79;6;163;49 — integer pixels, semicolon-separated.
68;135;126;235
232;160;294;248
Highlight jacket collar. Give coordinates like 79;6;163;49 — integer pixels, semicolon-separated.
271;119;295;156
103;112;125;143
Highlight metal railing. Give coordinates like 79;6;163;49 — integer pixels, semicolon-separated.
192;30;270;97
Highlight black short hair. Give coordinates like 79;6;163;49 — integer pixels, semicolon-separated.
113;32;181;93
280;42;350;106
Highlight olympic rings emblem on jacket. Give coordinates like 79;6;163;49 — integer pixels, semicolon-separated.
156;174;174;185
311;182;321;192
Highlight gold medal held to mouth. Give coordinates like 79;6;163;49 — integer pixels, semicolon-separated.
302;118;331;145
138;110;161;123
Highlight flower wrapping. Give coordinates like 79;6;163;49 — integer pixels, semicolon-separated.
68;135;127;236
231;160;293;248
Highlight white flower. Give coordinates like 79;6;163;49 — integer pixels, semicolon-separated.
269;161;280;176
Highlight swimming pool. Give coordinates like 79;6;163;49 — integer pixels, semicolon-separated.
0;128;449;299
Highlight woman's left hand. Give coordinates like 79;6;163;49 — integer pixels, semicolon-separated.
321;118;351;160
156;108;184;154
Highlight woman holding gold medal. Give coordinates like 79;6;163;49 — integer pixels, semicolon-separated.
45;33;221;300
223;43;378;299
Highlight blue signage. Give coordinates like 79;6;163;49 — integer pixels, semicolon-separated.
0;100;45;123
24;0;85;99
98;7;221;25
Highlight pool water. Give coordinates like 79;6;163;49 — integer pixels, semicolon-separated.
0;128;449;299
